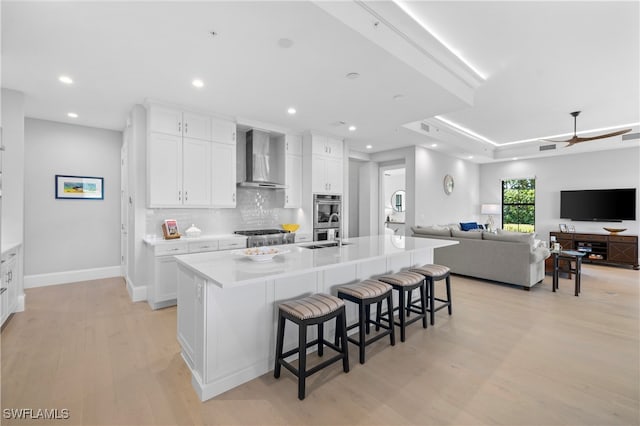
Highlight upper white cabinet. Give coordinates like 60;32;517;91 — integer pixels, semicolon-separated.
284;134;302;208
285;133;303;156
149;105;212;141
211;141;236;208
212;117;236;145
311;135;343;158
146;103;237;208
147;133;212;207
304;133;344;195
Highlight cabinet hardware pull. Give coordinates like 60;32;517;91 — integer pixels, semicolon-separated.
178;190;182;201
178;122;181;133
232;193;236;202
185;122;188;133
185;191;188;201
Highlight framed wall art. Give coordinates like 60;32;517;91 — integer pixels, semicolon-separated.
55;175;104;200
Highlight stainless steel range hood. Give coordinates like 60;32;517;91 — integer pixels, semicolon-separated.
238;129;287;189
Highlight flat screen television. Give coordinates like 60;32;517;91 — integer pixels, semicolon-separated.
560;188;636;222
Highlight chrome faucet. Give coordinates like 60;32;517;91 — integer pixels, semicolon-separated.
328;212;342;246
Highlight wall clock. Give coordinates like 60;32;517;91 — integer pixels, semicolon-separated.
443;174;454;195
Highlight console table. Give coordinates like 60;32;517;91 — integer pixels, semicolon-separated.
549;231;638;270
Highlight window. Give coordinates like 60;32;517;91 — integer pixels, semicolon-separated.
502;178;535;233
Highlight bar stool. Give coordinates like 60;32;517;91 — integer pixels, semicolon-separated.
274;293;349;400
336;279;395;364
410;264;452;325
377;271;427;342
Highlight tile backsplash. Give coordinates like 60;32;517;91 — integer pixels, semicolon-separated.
146;187;306;237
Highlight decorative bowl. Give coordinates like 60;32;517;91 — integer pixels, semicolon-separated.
603;227;626;234
232;247;290;262
281;223;300;233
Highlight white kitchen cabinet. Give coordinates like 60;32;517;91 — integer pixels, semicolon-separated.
284;153;302;208
183;112;212;141
149;105;212;141
212;117;236;145
144;236;247;310
311;156;343;194
148;134;212;207
182;138;212;206
306;133;344;195
285;133;303;156
311;135;342;158
211;141;236;208
148;133;182;206
147;241;188;309
1;245;22;327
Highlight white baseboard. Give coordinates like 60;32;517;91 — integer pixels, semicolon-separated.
126;277;147;302
24;266;122;288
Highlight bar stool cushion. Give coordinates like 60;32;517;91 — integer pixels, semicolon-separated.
278;293;345;320
378;271;425;286
410;264;450;278
337;280;392;299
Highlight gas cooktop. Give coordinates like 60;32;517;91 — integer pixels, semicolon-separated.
234;229;288;236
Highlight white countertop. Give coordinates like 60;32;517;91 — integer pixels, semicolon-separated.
175;235;457;288
143;233;246;246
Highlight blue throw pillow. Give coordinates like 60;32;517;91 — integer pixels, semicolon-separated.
460;222;479;231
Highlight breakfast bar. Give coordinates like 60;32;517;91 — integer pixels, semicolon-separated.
174;235;458;401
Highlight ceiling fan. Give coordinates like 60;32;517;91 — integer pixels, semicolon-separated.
542;111;632;147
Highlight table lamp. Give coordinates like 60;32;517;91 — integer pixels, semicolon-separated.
481;204;501;232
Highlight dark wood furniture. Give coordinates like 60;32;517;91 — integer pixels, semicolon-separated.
336;280;395;364
552;250;586;296
274;293;349;400
549;231;639;270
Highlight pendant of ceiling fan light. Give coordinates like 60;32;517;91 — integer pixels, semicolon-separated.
540;111;632;147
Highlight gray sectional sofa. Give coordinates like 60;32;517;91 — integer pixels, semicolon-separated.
411;225;550;289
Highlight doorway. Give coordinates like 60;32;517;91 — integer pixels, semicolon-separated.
380;166;406;236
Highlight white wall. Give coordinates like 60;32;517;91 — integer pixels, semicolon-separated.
1;89;25;245
413;146;480;226
479;147;640;241
24;118;122;278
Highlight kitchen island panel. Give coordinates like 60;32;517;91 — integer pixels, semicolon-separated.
206;282;272;384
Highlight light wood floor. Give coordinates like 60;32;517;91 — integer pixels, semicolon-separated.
1;265;639;425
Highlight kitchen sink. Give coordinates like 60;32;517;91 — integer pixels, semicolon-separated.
300;242;352;249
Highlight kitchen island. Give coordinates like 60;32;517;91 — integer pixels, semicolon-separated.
174;235;458;401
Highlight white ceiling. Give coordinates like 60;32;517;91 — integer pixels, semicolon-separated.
2;1;639;163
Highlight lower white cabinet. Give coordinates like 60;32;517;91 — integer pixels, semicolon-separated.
147;241;188;310
145;236;247;310
1;245;23;326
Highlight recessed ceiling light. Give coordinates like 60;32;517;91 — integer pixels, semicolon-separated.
348;125;356;131
59;75;73;84
365;144;373;149
393;94;405;101
345;72;360;80
278;38;294;48
287;107;296;115
512;157;519;161
192;79;204;88
431;143;438;148
467;155;474;159
67;112;78;118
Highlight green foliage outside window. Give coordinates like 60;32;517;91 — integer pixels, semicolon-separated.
502;179;535;233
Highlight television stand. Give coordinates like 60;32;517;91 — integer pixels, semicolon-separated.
549;232;639;270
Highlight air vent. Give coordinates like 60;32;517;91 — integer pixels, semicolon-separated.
539;144;556;151
420;122;430;132
622;132;640;141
